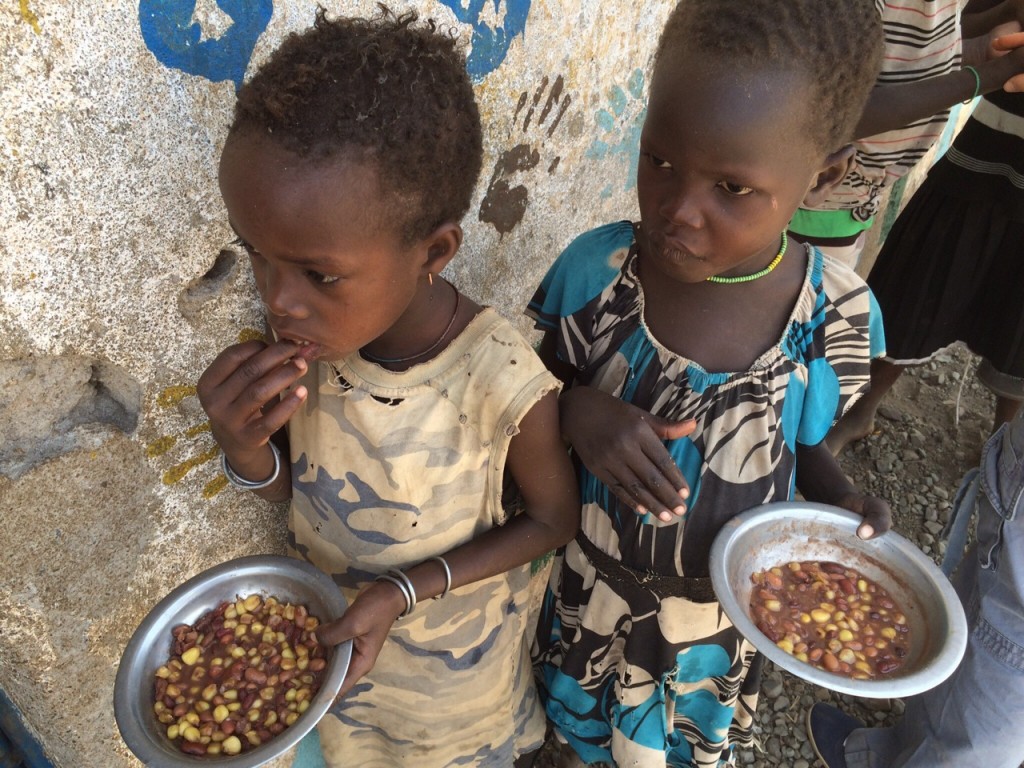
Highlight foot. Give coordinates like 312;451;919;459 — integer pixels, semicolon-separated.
806;703;863;768
825;407;876;457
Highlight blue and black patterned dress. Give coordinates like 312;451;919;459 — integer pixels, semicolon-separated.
527;221;884;767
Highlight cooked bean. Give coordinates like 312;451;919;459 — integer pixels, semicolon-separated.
153;594;328;757
750;560;911;679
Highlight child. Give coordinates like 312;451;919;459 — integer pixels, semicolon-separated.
789;0;1024;269
827;79;1024;453
526;1;892;766
196;8;579;767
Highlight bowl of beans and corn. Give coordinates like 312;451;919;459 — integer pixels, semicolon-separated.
710;502;967;698
114;555;351;767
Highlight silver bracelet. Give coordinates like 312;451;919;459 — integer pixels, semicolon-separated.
221;441;281;490
428;556;452;598
386;568;417;617
374;573;412;617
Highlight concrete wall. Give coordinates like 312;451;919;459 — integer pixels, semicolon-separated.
0;1;668;765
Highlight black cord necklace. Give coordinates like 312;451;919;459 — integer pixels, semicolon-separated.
361;282;461;365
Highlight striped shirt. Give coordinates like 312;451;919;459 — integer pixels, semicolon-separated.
797;0;962;229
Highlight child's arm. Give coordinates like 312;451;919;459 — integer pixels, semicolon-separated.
852;37;1024;140
197;339;308;502
961;0;1024;38
794;442;892;540
537;331;697;522
314;389;580;697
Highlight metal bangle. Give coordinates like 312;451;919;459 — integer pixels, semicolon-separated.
428;556;452;598
387;568;417;617
963;65;981;104
374;573;412;617
221;442;281;490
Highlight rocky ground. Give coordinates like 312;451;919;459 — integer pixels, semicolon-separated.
535;343;995;768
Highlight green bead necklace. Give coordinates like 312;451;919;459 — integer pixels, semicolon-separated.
706;232;787;284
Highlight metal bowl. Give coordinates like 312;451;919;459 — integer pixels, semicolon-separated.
114;555;351;767
709;502;967;698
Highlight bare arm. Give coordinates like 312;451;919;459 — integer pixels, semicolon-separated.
961;0;1024;38
795;442;891;540
854;44;1024;139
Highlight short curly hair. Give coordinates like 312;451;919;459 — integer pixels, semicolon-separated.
229;5;483;243
656;0;883;153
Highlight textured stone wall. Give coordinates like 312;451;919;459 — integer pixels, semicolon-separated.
1;2;970;764
0;1;668;765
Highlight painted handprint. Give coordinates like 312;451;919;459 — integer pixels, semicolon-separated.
478;75;572;236
139;0;273;90
438;0;531;81
585;68;646;198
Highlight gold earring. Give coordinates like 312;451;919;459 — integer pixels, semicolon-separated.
428;272;433;286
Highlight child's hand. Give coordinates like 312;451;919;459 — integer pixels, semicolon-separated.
197;340;308;463
314;581;406;698
991;31;1024;92
561;386;695;521
833;491;892;541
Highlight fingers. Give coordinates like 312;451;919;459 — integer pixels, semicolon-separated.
650;417;697;442
1006;72;1024;92
202;340;308;406
336;650;374;699
198;340;310;449
857;500;892;540
993;30;1024;52
312;617;350;648
608;456;688;522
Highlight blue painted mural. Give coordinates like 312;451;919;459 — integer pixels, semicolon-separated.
139;0;273;90
437;0;530;81
585;68;647;198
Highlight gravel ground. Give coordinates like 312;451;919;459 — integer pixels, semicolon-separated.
535;343;994;768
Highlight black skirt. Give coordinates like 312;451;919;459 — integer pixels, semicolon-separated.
867;158;1024;379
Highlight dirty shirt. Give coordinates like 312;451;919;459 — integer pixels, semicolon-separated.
286;308;559;767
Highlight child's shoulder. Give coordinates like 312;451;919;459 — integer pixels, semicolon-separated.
813;246;871;297
565;219;634;259
546;220;635;289
531;221;636;324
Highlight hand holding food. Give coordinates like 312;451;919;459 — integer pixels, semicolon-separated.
197;340;309;464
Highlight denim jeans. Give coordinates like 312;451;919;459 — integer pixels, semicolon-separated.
845;413;1024;768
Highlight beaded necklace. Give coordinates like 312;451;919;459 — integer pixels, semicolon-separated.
706;232;787;284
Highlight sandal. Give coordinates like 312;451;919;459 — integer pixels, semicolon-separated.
806;703;863;768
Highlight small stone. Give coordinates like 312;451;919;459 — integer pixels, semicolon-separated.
772;695;791;712
924;520;945;536
762;676;785;699
794;761;810;768
861;697;893;713
877;403;903;422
